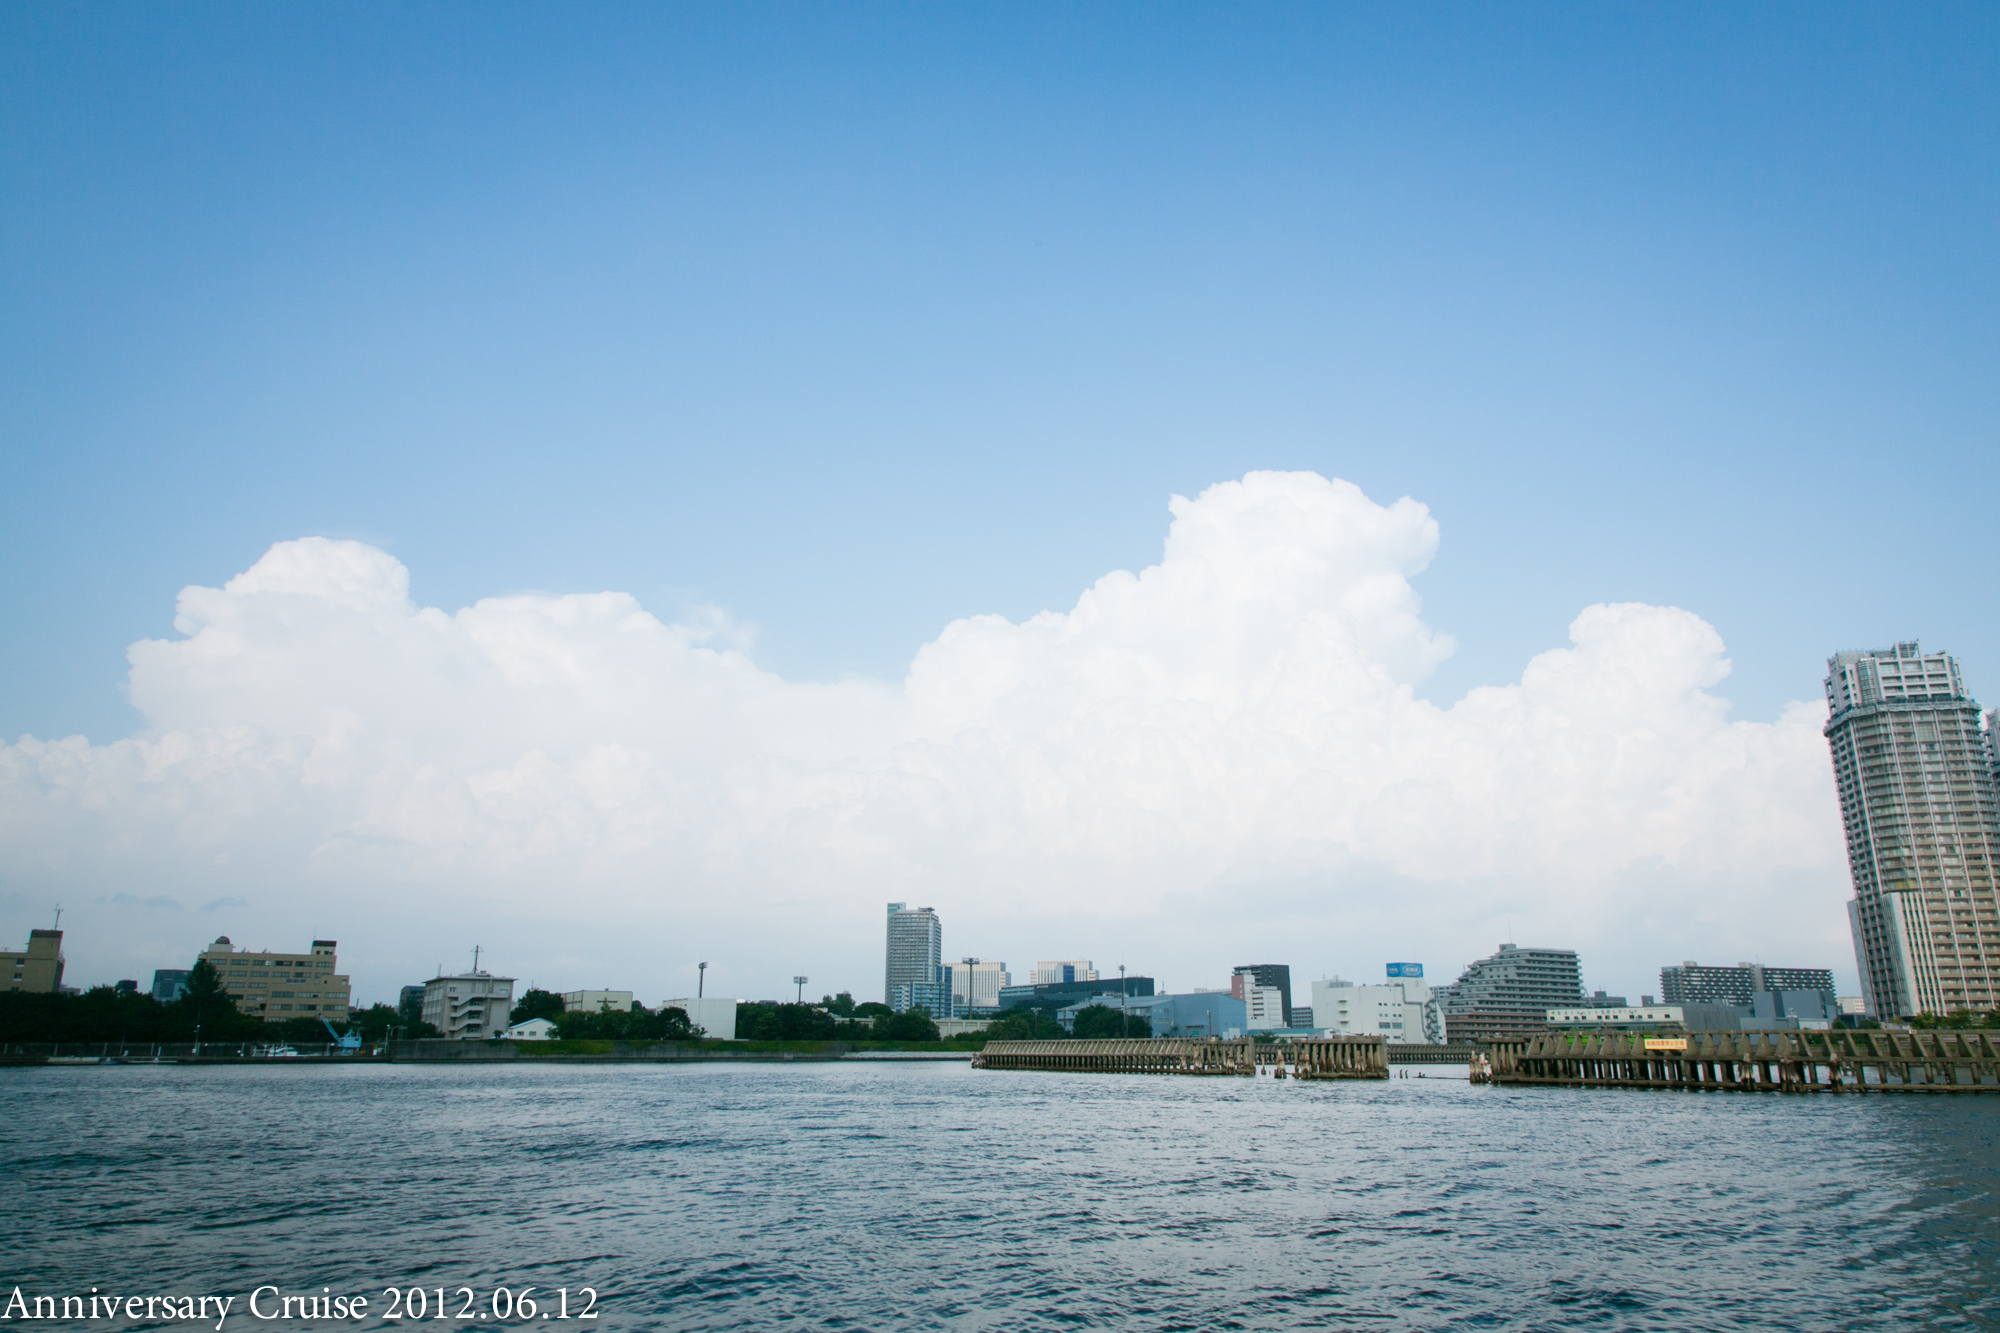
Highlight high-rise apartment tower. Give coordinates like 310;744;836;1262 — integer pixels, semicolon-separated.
1825;644;2000;1018
1434;944;1584;1041
884;903;942;1006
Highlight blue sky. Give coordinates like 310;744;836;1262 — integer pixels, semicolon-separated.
5;3;1995;742
2;6;1997;1002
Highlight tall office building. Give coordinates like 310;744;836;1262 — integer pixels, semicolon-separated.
1434;944;1583;1041
1231;964;1294;1026
1825;644;2000;1018
951;958;1010;1012
1032;960;1097;985
884;903;942;1006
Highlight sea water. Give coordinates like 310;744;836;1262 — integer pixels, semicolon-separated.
6;1060;1998;1331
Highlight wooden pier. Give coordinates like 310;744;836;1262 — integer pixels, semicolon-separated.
973;1036;1387;1078
1490;1028;2000;1093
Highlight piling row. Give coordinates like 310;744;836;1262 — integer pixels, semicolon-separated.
973;1036;1387;1078
1490;1028;2000;1092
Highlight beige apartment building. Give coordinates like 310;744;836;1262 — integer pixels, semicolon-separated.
197;936;351;1019
422;969;516;1039
2;928;65;993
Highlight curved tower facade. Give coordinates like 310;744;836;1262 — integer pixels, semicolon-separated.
1825;643;2000;1018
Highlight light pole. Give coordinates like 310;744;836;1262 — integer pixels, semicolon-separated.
793;975;808;1004
698;962;708;998
1119;964;1128;1037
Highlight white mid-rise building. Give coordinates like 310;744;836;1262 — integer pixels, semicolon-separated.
659;996;737;1040
421;970;516;1040
1033;960;1098;985
1312;964;1443;1044
1244;985;1287;1030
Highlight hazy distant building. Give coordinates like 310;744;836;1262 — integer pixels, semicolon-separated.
1231;964;1294;1026
1058;990;1245;1039
998;976;1153;1010
197;936;350;1019
1032;960;1098;985
1660;962;1835;1007
1825;643;2000;1018
1748;990;1840;1026
885;904;943;1006
1;928;65;994
150;968;190;1002
421;969;516;1040
1436;944;1583;1041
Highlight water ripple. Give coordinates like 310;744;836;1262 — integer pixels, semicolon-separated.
6;1062;1999;1330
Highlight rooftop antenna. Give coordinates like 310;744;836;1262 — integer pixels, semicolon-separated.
472;944;482;974
52;905;62;929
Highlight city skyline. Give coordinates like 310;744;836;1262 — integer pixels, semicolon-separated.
6;10;1996;1008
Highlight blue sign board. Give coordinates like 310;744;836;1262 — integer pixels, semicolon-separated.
1385;962;1423;978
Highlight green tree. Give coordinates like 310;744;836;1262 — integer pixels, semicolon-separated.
983;1007;1066;1041
735;1002;839;1041
822;991;857;1017
1913;1010;1999;1030
852;1001;894;1019
1071;1003;1152;1039
397;986;426;1028
511;988;566;1025
165;961;261;1039
553;1002;701;1042
0;987;176;1043
347;1002;434;1041
269;1016;339;1045
873;1006;940;1042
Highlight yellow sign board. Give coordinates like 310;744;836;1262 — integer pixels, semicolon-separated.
1644;1038;1689;1051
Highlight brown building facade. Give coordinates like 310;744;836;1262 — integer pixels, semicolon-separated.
2;929;65;993
198;936;351;1019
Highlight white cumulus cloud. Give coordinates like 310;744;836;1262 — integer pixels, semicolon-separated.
0;472;1849;1003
